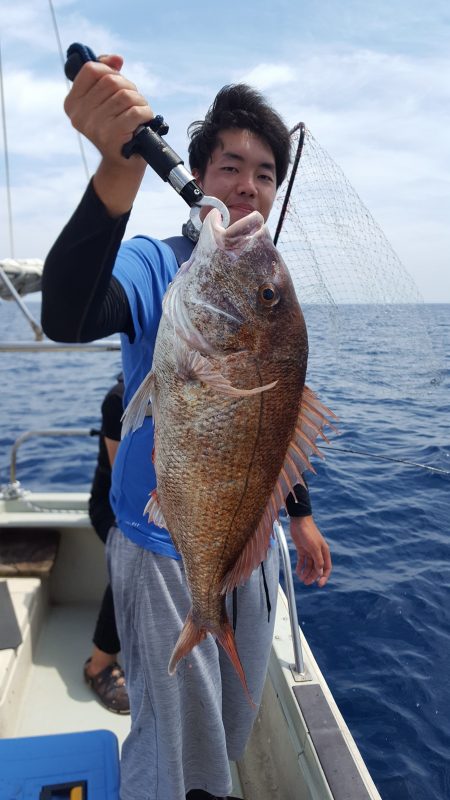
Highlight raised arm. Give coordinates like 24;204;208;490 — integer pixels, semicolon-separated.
41;56;153;343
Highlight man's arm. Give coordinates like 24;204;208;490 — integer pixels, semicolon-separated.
289;515;332;588
286;482;332;588
41;55;153;342
41;181;133;341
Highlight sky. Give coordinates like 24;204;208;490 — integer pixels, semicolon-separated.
0;0;449;302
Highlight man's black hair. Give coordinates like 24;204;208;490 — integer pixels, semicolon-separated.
188;84;291;188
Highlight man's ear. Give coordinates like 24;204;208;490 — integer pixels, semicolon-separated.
192;168;202;188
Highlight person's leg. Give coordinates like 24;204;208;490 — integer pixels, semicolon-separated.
92;582;121;656
107;527;234;800
84;583;130;714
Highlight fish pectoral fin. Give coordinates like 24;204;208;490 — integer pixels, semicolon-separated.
121;371;155;438
277;385;339;501
177;344;277;397
144;489;168;529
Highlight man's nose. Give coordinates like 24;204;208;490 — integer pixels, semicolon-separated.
237;172;256;195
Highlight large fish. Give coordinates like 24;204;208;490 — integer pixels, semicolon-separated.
122;208;335;700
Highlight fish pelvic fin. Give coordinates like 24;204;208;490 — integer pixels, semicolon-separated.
168;610;255;707
121;370;155;438
144;489;168;529
176;341;277;397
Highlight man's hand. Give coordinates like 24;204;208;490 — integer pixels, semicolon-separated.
289;515;332;588
64;55;152;216
65;55;153;163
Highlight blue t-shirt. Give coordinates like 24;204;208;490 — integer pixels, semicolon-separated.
110;235;181;559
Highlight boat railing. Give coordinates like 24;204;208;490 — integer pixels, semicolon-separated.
1;428;99;500
273;519;306;677
0;340;121;352
0;261;119;352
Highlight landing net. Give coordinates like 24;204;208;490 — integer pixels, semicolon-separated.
269;124;442;399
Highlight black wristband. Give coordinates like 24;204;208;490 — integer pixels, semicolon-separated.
286;482;312;517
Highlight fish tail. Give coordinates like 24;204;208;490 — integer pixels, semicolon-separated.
216;622;255;708
168;611;255;707
168;610;207;675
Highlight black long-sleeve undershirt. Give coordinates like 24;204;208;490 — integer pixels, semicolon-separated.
41;179;134;342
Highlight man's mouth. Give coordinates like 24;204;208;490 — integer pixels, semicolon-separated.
229;203;255;215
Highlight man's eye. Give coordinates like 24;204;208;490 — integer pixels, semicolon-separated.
259;174;274;182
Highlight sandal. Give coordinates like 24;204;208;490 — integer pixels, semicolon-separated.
84;658;130;715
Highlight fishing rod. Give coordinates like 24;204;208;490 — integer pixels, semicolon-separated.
274;122;306;246
321;444;450;476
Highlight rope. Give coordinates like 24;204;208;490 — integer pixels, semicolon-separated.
0;42;15;257
321;444;450;476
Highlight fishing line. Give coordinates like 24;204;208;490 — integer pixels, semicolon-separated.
48;0;90;182
321;444;450;476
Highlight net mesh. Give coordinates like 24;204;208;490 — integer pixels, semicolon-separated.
269;125;442;399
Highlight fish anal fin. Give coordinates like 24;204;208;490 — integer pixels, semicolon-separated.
176;341;277;397
221;505;275;595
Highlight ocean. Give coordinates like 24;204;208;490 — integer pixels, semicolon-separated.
1;298;449;800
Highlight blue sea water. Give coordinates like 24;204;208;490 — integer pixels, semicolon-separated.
1;299;449;800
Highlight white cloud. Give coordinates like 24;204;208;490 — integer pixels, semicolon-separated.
0;2;449;301
237;63;296;90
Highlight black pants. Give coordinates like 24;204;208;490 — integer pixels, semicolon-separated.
93;582;121;654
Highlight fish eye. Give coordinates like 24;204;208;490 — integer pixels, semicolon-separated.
258;283;280;307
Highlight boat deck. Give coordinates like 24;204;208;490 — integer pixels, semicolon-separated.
3;584;244;797
12;603;130;741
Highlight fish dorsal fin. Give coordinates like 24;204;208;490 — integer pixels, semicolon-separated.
121;371;155;438
221;385;337;594
175;340;277;397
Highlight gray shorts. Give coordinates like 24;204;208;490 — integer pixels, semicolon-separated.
106;527;279;800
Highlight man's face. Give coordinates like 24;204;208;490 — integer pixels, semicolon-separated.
193;128;277;225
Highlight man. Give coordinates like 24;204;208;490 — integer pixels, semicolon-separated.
42;55;331;800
